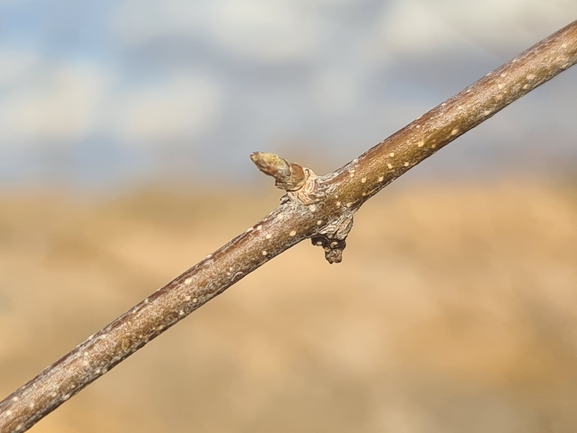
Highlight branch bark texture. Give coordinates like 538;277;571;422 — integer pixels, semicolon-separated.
2;20;577;433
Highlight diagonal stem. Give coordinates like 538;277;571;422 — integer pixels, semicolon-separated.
1;19;577;433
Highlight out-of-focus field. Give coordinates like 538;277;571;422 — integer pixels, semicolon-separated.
1;180;577;433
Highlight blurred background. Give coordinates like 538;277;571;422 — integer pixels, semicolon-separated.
1;0;577;432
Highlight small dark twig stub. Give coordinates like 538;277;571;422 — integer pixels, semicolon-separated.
1;19;577;433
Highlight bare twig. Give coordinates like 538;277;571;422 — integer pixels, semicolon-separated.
1;20;577;433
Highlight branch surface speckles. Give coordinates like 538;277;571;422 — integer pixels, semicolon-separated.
1;19;577;433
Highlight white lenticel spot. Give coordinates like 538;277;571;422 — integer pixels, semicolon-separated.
387;163;393;169
404;162;409;167
228;267;233;272
336;201;341;207
206;253;212;259
361;178;366;183
12;397;18;402
417;140;425;148
309;204;317;212
484;110;491;116
83;360;89;366
179;310;185;316
389;152;395;157
6;410;12;416
290;230;297;236
522;84;529;89
257;225;262;230
497;84;503;89
527;74;535;80
246;227;253;232
362;192;367;196
276;214;284;220
431;144;437;149
262;250;268;256
185;277;193;285
144;298;149;304
193;298;198;303
378;176;384;182
62;394;70;401
317;220;323;225
185;295;191;301
352;158;358;163
562;43;567;48
265;233;272;239
346;202;352;208
451;129;459;136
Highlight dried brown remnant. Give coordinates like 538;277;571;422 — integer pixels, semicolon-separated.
310;235;347;264
310;209;355;264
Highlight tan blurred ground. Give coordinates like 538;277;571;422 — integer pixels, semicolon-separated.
1;179;577;432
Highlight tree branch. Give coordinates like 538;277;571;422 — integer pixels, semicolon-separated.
1;20;577;433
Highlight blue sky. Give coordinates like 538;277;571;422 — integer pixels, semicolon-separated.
0;0;576;190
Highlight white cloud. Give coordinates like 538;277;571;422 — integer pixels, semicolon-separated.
112;0;323;63
367;0;467;64
0;59;110;147
312;69;360;116
110;73;222;145
110;0;208;46
0;45;222;149
369;0;577;61
206;0;322;63
430;0;577;46
0;48;39;87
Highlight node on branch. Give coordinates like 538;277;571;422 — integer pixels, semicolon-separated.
251;151;355;264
